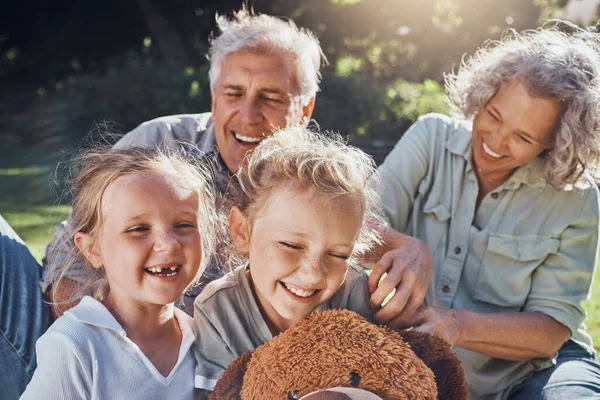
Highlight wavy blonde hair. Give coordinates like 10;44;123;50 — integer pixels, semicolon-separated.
50;145;217;304
445;23;600;188
229;126;385;266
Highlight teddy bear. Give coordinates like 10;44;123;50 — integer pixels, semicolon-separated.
209;309;467;399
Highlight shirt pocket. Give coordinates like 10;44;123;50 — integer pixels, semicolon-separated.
473;234;560;308
420;201;451;255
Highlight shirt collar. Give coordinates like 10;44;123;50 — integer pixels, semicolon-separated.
198;119;233;178
444;118;549;190
66;296;194;336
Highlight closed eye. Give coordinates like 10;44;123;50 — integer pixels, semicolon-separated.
280;242;302;250
263;96;283;103
330;253;350;260
518;135;533;145
176;222;196;229
126;226;149;233
487;109;499;121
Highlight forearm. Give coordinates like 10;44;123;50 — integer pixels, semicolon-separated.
454;309;570;360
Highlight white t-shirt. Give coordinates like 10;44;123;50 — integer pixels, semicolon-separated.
20;296;196;400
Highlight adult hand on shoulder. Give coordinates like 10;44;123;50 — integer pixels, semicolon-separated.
368;227;433;327
407;305;463;346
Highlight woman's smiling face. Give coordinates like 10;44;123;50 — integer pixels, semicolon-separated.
471;79;561;184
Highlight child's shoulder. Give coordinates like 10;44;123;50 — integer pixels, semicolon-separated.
347;263;369;281
40;297;118;355
194;266;247;308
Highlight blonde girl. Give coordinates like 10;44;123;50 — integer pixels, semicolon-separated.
193;126;385;392
21;146;217;400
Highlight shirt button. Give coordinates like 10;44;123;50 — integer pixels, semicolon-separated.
442;285;450;293
491;192;499;199
454;246;462;255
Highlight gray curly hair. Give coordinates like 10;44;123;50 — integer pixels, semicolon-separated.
445;23;600;188
209;8;325;107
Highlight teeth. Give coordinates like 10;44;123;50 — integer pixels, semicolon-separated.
234;132;262;143
482;142;503;158
283;282;316;297
146;265;179;275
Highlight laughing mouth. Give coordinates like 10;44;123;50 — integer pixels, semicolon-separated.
482;141;504;159
281;282;318;298
232;131;263;144
145;265;181;277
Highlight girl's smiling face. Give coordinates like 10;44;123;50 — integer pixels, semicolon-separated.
76;172;203;310
230;187;363;333
471;79;560;184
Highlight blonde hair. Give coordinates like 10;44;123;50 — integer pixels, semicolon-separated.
445;23;600;188
232;126;384;264
51;145;217;303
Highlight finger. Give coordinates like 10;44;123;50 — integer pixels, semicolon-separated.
385;294;424;329
368;252;393;294
401;304;429;328
369;270;404;309
372;280;412;324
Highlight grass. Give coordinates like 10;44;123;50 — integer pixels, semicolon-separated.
2;145;600;353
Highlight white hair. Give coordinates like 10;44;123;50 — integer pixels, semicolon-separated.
445;23;600;188
208;9;324;106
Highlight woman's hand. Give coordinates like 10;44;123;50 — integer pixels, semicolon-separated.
406;305;463;346
368;227;433;326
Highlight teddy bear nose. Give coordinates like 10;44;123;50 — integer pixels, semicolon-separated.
288;390;300;399
350;371;361;387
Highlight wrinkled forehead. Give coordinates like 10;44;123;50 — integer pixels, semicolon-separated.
217;50;301;94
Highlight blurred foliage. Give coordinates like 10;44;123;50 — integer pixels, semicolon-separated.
0;0;588;149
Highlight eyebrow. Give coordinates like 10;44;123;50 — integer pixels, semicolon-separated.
489;106;541;144
221;84;288;96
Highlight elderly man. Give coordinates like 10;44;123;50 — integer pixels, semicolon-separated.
0;9;431;400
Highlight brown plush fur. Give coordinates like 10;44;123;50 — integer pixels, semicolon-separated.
400;330;468;400
212;310;467;400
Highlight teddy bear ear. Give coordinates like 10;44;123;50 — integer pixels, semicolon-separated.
211;351;254;399
399;330;469;400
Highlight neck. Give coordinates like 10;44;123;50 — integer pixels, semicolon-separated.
102;294;178;341
102;293;183;376
475;167;514;193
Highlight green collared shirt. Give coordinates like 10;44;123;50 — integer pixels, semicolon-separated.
378;113;599;400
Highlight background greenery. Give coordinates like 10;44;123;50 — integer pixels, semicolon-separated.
1;0;599;351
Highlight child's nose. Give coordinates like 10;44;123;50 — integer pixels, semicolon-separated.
298;256;325;283
153;230;181;253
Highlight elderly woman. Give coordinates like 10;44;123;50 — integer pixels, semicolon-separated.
369;26;600;399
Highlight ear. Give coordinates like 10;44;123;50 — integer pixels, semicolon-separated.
74;232;103;269
301;97;316;126
229;207;251;253
211;93;217;115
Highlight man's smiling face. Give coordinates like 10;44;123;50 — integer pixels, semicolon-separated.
211;51;314;173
